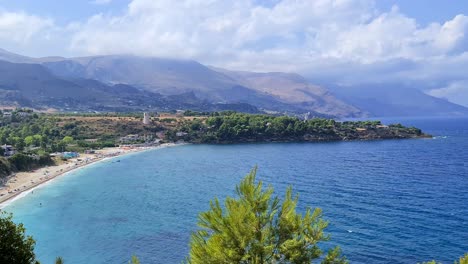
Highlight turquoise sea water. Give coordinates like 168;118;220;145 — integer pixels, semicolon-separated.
3;117;468;264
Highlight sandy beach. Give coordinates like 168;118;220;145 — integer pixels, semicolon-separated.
0;143;178;207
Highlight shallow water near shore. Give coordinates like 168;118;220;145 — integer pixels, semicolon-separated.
4;117;468;264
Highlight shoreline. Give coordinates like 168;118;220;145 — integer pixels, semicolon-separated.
0;143;182;208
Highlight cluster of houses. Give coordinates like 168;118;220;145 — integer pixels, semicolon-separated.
176;132;188;137
118;133;161;147
119;134;141;143
1;144;58;161
1;145;16;157
1;109;34;118
1;144;81;160
119;113;163;145
119;134;158;143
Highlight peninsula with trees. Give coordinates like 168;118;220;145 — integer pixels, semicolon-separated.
0;109;429;182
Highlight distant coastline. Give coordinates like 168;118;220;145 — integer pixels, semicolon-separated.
166;112;431;144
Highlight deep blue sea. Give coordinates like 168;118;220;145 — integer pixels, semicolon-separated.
2;117;468;264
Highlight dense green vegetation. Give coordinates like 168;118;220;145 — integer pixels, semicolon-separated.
0;110;426;153
0;211;38;264
0;109;427;182
0;110;75;153
8;153;54;171
0;157;12;180
187;167;347;264
0;109;163;153
0;110;67;179
54;257;64;264
168;112;425;143
421;254;468;264
129;255;141;264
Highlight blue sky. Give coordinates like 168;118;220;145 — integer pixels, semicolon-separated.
0;0;467;106
377;0;468;25
0;0;130;25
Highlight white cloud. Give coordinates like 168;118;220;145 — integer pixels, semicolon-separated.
0;10;77;57
0;11;54;44
70;0;379;60
68;1;468;67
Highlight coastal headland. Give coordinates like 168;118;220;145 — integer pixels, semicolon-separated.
0;110;429;207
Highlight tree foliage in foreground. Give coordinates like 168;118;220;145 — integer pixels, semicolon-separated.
421;253;468;264
0;211;38;264
129;255;140;264
55;256;64;264
186;167;347;264
457;254;468;264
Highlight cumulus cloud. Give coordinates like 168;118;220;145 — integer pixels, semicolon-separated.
0;9;77;57
318;8;468;63
0;10;54;44
70;1;372;61
68;1;468;68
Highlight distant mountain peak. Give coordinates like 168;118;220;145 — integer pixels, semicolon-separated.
0;48;34;63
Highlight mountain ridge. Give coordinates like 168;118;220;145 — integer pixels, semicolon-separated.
0;48;467;117
37;54;359;116
0;59;262;113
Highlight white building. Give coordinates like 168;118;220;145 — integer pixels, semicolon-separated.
143;112;150;125
119;134;140;143
176;132;188;137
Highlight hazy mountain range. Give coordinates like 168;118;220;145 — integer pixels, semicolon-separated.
0;48;467;117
